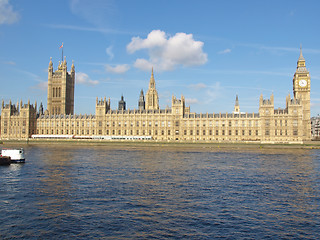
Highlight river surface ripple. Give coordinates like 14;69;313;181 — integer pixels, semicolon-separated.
0;145;319;239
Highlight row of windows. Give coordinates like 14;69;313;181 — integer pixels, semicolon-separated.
101;120;260;127
38;129;261;137
265;130;298;136
39;129;95;135
40;121;94;127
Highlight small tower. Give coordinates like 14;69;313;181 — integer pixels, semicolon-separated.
138;89;145;111
118;95;126;111
145;68;159;110
39;102;44;115
233;95;240;114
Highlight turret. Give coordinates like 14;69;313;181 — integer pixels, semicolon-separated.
138;89;145;111
118;95;126;111
233;95;240;114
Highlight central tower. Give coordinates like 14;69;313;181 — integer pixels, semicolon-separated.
145;68;159;110
47;57;75;115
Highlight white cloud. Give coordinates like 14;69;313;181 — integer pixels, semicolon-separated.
127;30;167;53
76;72;99;85
133;59;154;71
0;0;19;24
105;64;130;74
206;82;222;102
106;46;114;60
127;30;208;72
31;81;48;92
218;48;231;54
69;0;116;27
1;60;15;65
186;98;199;104
189;83;207;90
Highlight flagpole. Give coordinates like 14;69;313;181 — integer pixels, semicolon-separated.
60;42;64;63
62;43;64;62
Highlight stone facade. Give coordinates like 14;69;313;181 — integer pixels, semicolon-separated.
47;57;75;115
0;51;312;143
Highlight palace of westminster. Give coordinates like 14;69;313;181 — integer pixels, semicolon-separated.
0;49;312;143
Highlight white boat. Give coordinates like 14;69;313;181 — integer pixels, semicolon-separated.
1;148;25;163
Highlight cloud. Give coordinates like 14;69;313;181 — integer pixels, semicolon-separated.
76;72;99;85
69;0;116;27
127;30;208;72
0;0;19;24
189;83;207;90
206;82;222;102
106;46;114;60
218;48;231;54
105;64;130;74
31;81;48;92
1;60;15;65
186;98;199;104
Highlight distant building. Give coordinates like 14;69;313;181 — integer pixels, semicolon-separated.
0;49;312;143
311;116;320;139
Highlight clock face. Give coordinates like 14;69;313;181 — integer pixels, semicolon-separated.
299;79;307;87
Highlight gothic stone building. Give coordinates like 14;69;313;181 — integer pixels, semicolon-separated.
0;50;311;143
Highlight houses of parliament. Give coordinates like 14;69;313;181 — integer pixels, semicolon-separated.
0;49;312;143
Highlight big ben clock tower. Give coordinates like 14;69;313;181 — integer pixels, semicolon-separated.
293;47;311;140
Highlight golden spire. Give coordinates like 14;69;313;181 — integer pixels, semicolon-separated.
149;67;155;89
298;45;305;61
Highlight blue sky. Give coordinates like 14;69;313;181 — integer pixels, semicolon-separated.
1;0;320;116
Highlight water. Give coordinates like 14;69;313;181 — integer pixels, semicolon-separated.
0;144;319;239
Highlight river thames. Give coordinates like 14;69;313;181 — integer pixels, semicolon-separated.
0;144;319;239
